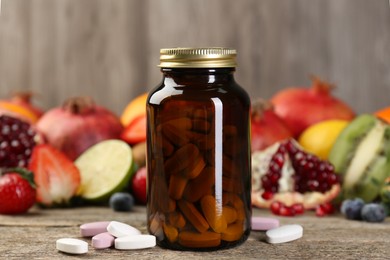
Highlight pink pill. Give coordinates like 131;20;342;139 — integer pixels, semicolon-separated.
251;217;280;231
80;221;111;237
92;232;115;249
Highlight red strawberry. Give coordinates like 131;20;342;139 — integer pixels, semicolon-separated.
131;166;147;204
29;144;80;207
0;168;36;214
121;115;147;145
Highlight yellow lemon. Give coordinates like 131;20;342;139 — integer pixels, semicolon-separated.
298;119;349;160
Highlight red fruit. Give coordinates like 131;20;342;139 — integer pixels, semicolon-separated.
131;166;147;204
271;77;355;137
270;201;282;215
252;139;341;210
28;144;81;206
0;169;36;214
292;203;305;215
121;115;146;145
36;97;123;160
0;115;39;168
279;204;295;217
251;100;293;152
316;202;334;217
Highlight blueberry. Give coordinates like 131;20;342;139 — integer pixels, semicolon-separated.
361;203;386;223
341;198;365;220
109;192;134;212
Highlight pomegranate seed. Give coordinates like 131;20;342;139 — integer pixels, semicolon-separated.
316;205;326;217
269;162;281;174
261;191;274;200
272;153;284;167
0;115;37;168
284;140;298;155
292;203;305;215
279;205;295;217
270;201;282;215
320;202;334;214
270;172;281;183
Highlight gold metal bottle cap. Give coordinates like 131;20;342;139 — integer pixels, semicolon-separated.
159;47;237;68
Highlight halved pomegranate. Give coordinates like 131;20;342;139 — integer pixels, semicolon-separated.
251;139;341;210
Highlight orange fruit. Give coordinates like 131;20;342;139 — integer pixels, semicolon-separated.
120;93;148;126
375;107;390;124
0;101;39;123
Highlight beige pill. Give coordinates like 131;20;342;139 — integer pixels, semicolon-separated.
178;231;221;248
178;200;209;233
200;195;228;233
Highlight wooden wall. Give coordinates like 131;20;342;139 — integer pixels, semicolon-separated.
0;0;389;115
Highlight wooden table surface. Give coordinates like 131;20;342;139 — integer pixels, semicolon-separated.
1;206;390;259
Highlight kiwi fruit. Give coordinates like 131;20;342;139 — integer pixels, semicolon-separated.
329;114;390;202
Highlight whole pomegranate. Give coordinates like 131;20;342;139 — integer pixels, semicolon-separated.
251;99;293;152
251;139;341;210
271;77;355;137
36;97;123;160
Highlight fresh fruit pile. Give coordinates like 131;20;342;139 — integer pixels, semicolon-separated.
252;139;340;216
0;93;147;215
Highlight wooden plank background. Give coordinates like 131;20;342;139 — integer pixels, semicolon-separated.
0;0;389;115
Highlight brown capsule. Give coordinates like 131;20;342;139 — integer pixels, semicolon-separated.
200;195;228;233
168;211;186;229
192;108;211;121
179;153;206;179
178;231;221;248
223;206;238;224
168;175;188;200
164;143;200;175
178;200;209;233
162;124;190;147
165;117;193;130
192;119;211;133
162;223;179;243
222;176;243;193
221;221;244;242
183;167;215;203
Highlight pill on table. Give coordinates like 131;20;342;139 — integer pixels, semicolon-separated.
56;238;88;254
251;217;280;231
266;224;303;244
115;234;156;250
92;232;115;249
80;221;111;237
107;221;141;238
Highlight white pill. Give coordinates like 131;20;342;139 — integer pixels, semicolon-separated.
266;224;303;244
115;234;156;250
56;238;88;254
107;221;141;238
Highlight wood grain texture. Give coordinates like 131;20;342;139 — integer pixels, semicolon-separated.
0;0;389;114
1;206;390;259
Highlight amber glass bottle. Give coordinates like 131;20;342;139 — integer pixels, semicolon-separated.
146;48;251;251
